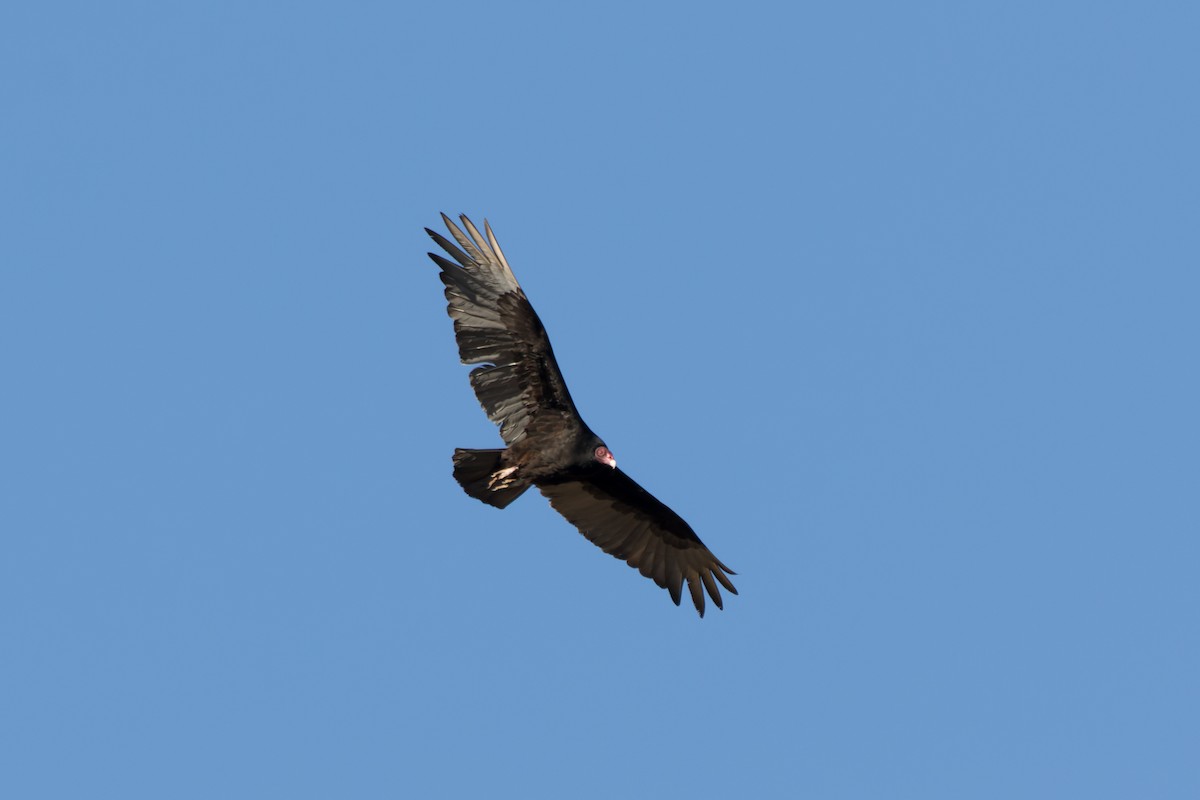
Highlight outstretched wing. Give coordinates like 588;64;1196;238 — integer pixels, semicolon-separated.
539;467;737;617
426;214;580;444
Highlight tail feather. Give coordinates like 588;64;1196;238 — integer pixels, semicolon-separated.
452;448;529;509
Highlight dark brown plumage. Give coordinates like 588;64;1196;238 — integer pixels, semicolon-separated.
426;214;736;616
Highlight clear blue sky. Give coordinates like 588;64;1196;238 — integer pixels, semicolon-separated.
3;2;1197;798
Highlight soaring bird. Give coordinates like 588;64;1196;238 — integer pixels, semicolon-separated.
426;214;736;616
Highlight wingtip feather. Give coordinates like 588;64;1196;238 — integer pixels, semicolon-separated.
714;568;738;595
700;570;725;610
686;573;705;616
484;219;513;273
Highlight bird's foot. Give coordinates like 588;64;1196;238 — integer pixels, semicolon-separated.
488;466;519;490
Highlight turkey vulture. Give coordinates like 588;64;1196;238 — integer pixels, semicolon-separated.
426;214;737;616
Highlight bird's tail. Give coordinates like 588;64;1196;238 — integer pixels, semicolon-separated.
452;448;530;509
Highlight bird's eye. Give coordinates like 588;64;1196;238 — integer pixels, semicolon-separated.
595;446;607;459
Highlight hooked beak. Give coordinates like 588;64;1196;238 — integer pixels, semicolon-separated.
597;447;617;469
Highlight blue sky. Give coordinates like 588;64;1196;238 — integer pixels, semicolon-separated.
3;2;1198;797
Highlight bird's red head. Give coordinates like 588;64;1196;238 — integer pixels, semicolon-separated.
594;445;617;469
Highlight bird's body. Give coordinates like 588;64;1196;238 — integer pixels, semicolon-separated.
426;214;736;616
